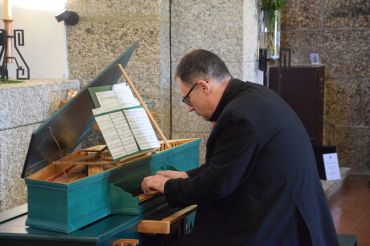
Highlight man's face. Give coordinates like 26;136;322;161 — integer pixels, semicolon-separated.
176;77;211;120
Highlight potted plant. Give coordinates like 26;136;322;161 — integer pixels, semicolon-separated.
260;0;286;60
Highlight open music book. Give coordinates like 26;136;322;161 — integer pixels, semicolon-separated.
89;83;160;160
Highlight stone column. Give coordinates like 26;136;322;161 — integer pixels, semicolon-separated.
171;0;257;161
243;0;263;84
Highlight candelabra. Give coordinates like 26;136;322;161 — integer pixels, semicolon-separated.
0;19;30;80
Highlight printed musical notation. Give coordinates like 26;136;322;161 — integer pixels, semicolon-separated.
113;83;140;108
110;111;139;154
96;91;121;110
91;84;160;160
124;107;160;150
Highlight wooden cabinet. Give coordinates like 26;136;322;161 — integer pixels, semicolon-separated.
269;65;325;147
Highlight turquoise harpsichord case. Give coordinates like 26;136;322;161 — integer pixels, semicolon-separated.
25;139;200;233
21;42;201;233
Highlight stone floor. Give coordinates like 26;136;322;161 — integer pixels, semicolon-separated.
329;174;370;246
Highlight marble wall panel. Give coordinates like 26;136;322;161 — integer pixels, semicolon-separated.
171;22;243;63
68;59;98;86
282;29;370;78
324;0;370;28
66;0;162;17
159;16;171;138
0;124;39;212
325;78;363;126
67;0;172;136
0;150;1;199
334;126;370;171
243;61;263;84
67;0;171;136
171;0;243;29
243;0;259;63
282;0;322;29
170;0;243;62
160;0;170;17
364;79;370;126
281;30;322;65
320;29;370;78
67;20;161;63
0;80;80;130
323;122;336;146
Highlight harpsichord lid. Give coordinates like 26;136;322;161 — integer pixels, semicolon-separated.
21;42;139;178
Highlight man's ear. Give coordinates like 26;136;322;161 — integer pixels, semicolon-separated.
197;80;211;95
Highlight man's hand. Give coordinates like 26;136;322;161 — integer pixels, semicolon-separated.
141;175;170;194
156;170;189;179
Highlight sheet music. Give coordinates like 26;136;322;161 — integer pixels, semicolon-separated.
92;84;159;159
96;90;122;110
94;114;126;160
109;111;139;155
113;83;140;108
92;107;109;115
323;153;341;180
124;107;160;150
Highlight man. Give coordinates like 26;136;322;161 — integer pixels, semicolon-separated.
141;49;338;245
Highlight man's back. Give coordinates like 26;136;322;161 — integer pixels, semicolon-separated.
168;79;338;245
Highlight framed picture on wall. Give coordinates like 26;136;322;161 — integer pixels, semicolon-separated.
310;52;320;65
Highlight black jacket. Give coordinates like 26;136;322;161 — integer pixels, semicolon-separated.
164;79;338;245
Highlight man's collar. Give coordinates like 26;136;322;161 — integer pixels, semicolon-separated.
209;78;244;122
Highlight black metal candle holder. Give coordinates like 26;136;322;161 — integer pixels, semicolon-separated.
0;28;30;80
258;48;268;87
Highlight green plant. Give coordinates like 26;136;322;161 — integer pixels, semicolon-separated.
260;0;286;59
260;0;286;11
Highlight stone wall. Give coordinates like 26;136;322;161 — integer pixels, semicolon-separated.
66;0;259;162
0;80;80;212
281;0;370;173
66;0;171;138
171;0;250;161
243;0;263;83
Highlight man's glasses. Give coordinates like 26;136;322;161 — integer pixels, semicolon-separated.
182;82;198;106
